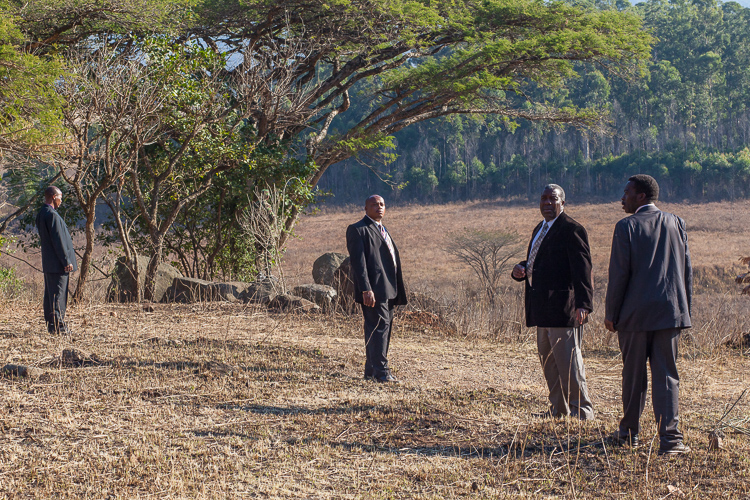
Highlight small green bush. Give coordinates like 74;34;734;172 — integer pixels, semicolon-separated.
0;265;25;299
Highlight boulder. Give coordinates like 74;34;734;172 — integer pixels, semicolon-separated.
1;364;45;379
166;278;250;303
292;284;337;311
107;255;182;303
268;294;321;313
239;278;278;305
312;252;348;286
332;257;357;314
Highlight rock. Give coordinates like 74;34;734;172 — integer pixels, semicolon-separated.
61;348;104;367
268;294;321;313
107;255;183;303
292;284;337;311
239;278;278;305
312;252;348;286
1;364;44;378
332;257;357;314
165;278;250;303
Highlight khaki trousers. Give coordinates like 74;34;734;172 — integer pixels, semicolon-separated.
537;326;595;420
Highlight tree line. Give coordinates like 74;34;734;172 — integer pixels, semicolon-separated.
0;0;651;300
317;0;750;205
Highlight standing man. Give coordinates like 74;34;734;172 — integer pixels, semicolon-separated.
346;195;407;383
605;174;692;455
512;184;595;420
36;186;77;335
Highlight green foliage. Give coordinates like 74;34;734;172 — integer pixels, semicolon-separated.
0;263;24;299
0;5;63;152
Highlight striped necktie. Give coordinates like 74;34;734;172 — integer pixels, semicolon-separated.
379;224;397;266
526;221;549;278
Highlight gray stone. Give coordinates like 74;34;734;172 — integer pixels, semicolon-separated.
239;278;278;305
312;252;348;286
166;278;250;303
1;364;44;378
293;284;337;311
107;255;182;303
268;294;321;313
332;257;357;314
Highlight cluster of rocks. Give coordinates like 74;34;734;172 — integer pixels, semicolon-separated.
106;252;356;314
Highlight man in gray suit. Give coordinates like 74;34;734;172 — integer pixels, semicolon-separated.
36;186;77;335
605;174;692;455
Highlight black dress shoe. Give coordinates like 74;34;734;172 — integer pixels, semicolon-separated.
374;373;399;383
610;431;639;448
658;442;691;455
532;410;561;419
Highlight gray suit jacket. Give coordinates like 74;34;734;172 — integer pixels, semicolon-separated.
605;205;692;332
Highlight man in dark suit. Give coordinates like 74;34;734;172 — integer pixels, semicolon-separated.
346;195;407;383
512;184;594;420
36;186;77;334
605;174;692;455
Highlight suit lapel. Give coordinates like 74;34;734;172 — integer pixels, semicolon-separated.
533;213;566;257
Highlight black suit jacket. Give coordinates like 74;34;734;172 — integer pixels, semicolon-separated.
346;216;407;305
36;204;77;274
512;211;593;328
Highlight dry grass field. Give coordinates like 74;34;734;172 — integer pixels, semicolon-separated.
1;199;750;498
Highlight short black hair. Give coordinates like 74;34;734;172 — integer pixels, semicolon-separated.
44;186;61;201
542;183;565;202
628;174;659;203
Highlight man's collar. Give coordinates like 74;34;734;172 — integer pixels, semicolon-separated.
45;203;55;210
542;211;563;227
635;203;656;213
365;215;382;226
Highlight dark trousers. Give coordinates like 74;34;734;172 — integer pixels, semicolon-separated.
43;272;69;333
618;328;683;447
361;301;394;378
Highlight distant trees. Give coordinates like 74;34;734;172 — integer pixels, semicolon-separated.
318;0;750;205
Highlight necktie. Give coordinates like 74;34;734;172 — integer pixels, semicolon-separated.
380;224;397;266
526;222;549;278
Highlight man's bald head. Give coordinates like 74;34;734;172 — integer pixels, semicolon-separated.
365;195;386;222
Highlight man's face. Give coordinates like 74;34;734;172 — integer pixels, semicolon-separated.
621;181;644;214
365;196;386;222
51;191;62;209
539;188;564;222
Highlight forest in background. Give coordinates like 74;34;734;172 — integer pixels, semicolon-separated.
319;0;750;204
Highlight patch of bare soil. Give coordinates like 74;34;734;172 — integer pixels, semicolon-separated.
1;300;750;498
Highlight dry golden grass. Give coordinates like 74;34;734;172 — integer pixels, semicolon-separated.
1;199;750;498
1;298;750;498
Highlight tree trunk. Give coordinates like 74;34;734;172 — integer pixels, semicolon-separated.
144;236;164;302
72;204;96;304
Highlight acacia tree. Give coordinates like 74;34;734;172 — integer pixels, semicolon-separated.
3;0;652;293
182;0;652;244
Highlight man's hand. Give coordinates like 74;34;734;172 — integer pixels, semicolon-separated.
64;264;74;272
604;319;616;332
511;264;526;279
362;291;376;307
576;308;589;325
